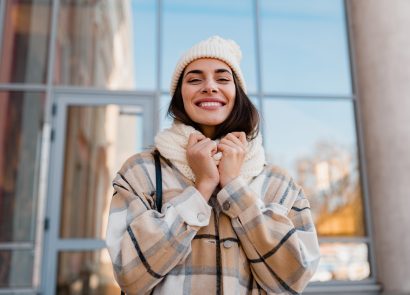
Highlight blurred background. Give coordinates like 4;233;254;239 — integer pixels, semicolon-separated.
0;0;409;294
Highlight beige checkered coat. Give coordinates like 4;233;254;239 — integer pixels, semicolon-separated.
106;150;320;294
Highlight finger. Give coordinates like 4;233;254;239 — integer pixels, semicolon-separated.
223;133;244;147
229;132;247;146
190;138;211;155
219;138;238;148
190;139;217;159
217;142;238;154
219;138;244;151
187;133;206;148
200;140;218;155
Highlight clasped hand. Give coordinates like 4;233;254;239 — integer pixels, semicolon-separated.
187;132;247;201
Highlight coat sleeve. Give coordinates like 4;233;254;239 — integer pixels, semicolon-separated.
216;175;320;295
106;162;212;294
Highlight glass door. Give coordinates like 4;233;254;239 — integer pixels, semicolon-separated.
41;92;154;295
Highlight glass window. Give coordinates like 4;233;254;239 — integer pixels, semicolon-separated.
312;243;371;282
260;0;351;95
160;95;172;131
0;0;51;84
162;0;257;94
60;104;144;239
0;91;45;242
54;0;156;90
0;250;34;288
57;249;120;294
262;98;365;237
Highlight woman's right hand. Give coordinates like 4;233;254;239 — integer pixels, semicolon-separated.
187;134;219;201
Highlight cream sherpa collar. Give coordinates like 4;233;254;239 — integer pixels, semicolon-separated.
155;121;266;183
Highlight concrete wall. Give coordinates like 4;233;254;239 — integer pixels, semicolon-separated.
347;0;410;293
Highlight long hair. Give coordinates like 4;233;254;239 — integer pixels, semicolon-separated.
167;72;260;140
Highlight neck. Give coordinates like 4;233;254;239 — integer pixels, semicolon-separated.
200;125;215;138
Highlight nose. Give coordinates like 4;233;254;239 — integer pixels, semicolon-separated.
201;79;218;94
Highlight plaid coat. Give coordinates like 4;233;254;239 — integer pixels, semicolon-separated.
106;150;320;295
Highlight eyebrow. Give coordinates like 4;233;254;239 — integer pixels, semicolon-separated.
184;68;232;77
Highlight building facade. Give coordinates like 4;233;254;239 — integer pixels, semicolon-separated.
0;0;409;294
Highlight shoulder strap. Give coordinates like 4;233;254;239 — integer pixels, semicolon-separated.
153;150;163;212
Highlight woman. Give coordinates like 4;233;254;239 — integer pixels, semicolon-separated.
106;36;320;295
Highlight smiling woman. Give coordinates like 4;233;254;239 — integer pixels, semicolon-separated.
106;36;321;295
168;40;260;140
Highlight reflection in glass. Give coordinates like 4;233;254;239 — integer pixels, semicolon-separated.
0;250;34;288
0;0;51;83
312;243;370;281
0;92;45;242
60;105;144;239
55;0;156;90
162;0;257;93
263;98;365;236
260;0;351;95
57;249;120;294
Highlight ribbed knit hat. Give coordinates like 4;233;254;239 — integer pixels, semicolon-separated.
170;36;247;97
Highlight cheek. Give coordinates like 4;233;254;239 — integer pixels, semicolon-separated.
181;85;195;104
180;88;190;108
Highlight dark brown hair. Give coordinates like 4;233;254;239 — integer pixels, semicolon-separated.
167;72;260;140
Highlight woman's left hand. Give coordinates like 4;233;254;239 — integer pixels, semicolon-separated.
217;132;247;187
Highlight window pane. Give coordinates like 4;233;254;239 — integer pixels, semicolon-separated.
60;105;144;238
0;250;34;288
57;249;120;294
263;98;365;237
312;243;370;282
260;0;351;95
131;0;157;90
162;0;257;93
160;95;172;131
0;0;51;83
55;0;156;90
0;92;45;242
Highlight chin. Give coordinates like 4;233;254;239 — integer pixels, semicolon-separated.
196;119;226;126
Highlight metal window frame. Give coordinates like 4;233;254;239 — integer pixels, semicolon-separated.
0;0;379;293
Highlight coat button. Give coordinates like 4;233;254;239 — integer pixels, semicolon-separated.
197;212;206;222
223;240;234;249
222;201;231;211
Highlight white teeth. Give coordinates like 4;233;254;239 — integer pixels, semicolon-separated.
199;102;223;107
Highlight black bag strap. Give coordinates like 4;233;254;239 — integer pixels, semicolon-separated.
120;151;163;295
153;150;163;212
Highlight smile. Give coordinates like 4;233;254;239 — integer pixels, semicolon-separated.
198;102;224;107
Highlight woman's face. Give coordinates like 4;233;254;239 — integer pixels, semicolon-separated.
181;58;236;137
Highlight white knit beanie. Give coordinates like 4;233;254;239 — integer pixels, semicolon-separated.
169;35;247;97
